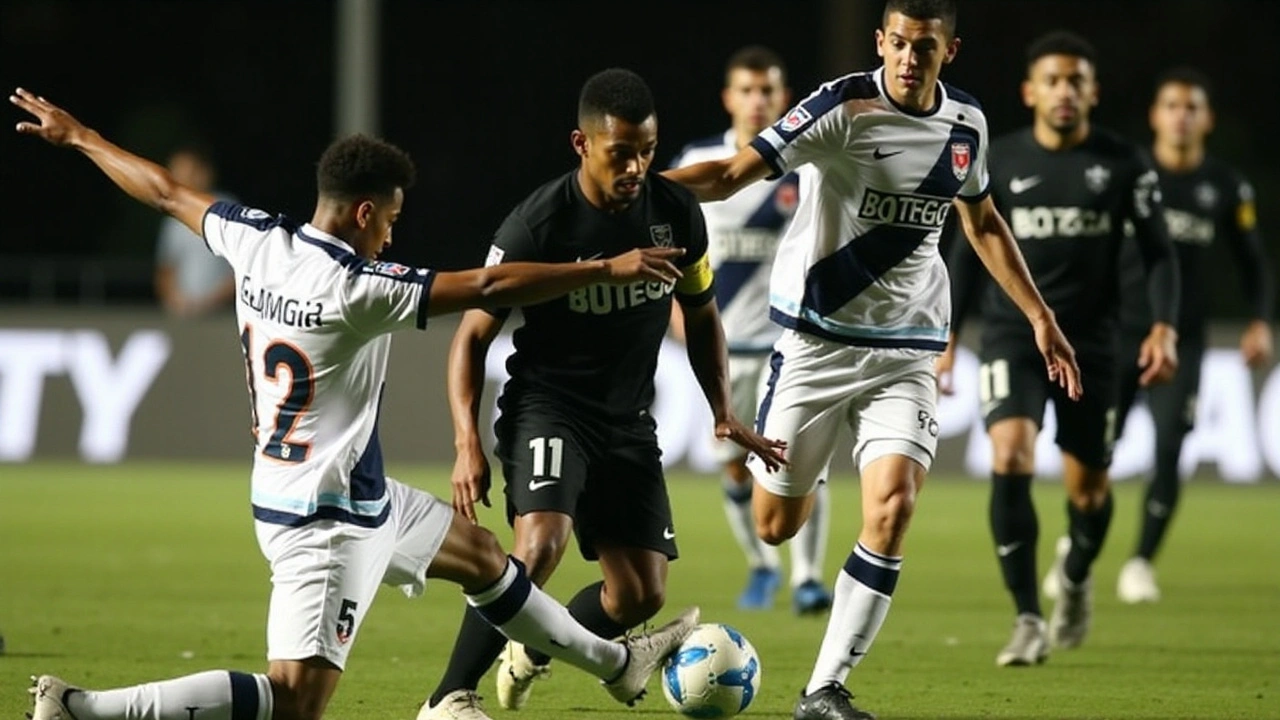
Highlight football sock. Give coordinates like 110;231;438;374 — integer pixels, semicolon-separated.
804;543;901;695
65;671;272;720
790;482;829;587
525;581;629;666
428;605;508;705
722;475;779;571
989;472;1041;616
1064;491;1114;584
1136;432;1183;561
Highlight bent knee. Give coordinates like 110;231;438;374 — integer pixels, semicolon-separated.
607;586;666;626
756;515;801;546
865;487;917;537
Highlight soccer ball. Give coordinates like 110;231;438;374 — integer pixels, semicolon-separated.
661;623;761;718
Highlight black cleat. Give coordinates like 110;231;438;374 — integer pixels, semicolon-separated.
794;683;876;720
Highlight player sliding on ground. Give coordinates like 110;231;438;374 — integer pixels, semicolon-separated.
11;86;698;720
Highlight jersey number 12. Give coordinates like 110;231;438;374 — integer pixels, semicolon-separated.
241;325;315;463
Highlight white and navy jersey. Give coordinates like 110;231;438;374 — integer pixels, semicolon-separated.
672;130;799;354
749;67;989;352
202;201;435;529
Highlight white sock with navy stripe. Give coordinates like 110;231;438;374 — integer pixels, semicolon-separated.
804;542;902;695
65;670;272;720
467;556;627;681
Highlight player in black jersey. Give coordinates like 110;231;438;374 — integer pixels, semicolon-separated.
1110;68;1274;604
940;31;1180;665
419;69;786;720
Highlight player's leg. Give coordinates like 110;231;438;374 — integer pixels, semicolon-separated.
798;357;937;719
790;478;833;615
423;405;587;715
1120;343;1201;603
720;354;782;609
1047;357;1119;649
979;349;1051;666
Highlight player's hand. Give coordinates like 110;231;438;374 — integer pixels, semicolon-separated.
1032;313;1083;400
604;247;685;285
934;335;959;396
10;88;90;147
1240;320;1273;369
716;416;788;472
1138;322;1179;387
449;439;491;524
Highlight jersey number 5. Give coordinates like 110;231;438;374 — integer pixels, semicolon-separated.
241;325;315;463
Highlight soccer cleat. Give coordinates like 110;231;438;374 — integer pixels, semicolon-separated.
495;641;551;710
995;613;1049;666
738;566;781;610
1048;568;1093;649
416;690;493;720
27;675;76;720
793;683;877;720
1116;557;1161;604
1041;535;1071;600
602;606;699;706
792;579;833;615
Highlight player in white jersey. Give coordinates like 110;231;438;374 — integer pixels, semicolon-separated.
671;46;832;615
665;2;1081;718
13;88;700;720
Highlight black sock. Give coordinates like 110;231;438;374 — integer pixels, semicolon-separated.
990;473;1040;617
1136;434;1183;561
428;604;510;707
1064;491;1114;584
525;581;630;666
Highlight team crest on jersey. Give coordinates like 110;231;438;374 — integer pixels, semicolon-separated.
239;208;271;221
1085;164;1111;193
774;182;800;216
649;224;674;247
779;106;813;133
484;244;505;267
950;142;971;181
1195;182;1218;210
365;261;412;278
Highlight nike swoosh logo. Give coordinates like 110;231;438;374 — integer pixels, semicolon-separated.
575;252;604;262
996;541;1023;557
528;479;559;491
662;527;676;540
1009;176;1043;194
872;148;904;160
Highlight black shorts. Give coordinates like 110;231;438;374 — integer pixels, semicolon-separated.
979;340;1118;469
1115;328;1203;440
495;392;677;561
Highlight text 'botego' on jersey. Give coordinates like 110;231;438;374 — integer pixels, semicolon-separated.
203;201;435;529
749;67;990;352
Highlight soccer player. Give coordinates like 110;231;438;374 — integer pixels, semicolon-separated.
420;69;786;720
1110;68;1273;603
669;45;832;614
666;2;1081;717
12;87;699;720
940;31;1180;666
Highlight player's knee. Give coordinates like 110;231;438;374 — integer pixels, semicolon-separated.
513;536;566;584
866;486;916;539
607;585;665;626
991;443;1035;475
266;674;327;720
756;514;800;546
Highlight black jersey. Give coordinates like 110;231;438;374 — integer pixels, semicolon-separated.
949;127;1179;352
1118;154;1273;342
486;169;714;418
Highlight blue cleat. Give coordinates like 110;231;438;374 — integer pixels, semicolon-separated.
792;580;833;615
737;567;781;610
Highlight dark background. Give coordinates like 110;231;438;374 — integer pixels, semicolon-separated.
2;0;1276;318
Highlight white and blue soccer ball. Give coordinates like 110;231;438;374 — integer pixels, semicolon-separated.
661;622;761;718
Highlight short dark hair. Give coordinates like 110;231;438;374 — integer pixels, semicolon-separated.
725;45;787;84
883;0;957;38
578;68;656;127
316;134;416;200
1026;30;1097;69
1154;66;1213;105
168;140;215;169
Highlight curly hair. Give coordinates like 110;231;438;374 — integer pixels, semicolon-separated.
316;134;416;200
578;68;655;128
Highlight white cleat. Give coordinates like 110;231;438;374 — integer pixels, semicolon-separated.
603;606;699;706
496;641;551;710
1041;536;1071;601
995;613;1049;666
416;689;493;720
27;675;76;720
1048;568;1093;649
1117;557;1161;604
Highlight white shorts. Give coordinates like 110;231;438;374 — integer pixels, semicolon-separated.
747;330;940;498
255;477;453;669
713;353;775;464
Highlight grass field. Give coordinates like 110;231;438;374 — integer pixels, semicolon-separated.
2;462;1277;719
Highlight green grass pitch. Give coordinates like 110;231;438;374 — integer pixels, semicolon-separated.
2;462;1277;719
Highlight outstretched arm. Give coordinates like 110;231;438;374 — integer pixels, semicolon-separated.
661;144;773;202
11;88;215;236
952;195;1082;399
